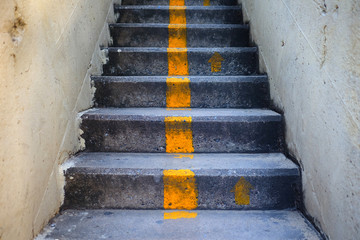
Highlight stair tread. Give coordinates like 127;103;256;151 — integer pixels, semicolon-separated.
92;75;268;82
37;210;322;240
105;46;257;52
66;152;298;173
110;23;248;28
81;108;281;121
120;0;238;6
115;5;242;10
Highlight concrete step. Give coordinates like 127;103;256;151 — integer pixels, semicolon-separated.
110;24;249;47
93;75;269;108
115;5;243;24
80;108;283;153
38;210;322;240
121;0;238;6
103;47;258;76
63;152;300;210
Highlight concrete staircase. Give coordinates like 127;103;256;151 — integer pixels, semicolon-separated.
38;0;322;239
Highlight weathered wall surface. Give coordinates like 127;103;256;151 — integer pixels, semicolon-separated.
240;0;360;239
0;1;115;239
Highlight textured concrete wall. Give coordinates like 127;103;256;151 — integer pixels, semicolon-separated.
0;1;115;239
240;0;360;239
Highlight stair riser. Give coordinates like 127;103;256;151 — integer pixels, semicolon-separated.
103;48;258;76
81;120;282;153
116;8;242;24
110;25;249;47
121;0;238;6
64;170;300;210
94;77;269;108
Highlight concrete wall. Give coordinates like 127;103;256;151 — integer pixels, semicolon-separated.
240;0;360;239
0;1;115;239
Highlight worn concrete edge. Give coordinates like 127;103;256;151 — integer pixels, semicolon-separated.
109;23;249;29
79;108;282;122
240;2;326;239
104;46;258;53
91;75;268;82
114;5;242;10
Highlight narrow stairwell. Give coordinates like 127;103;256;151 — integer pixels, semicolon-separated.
39;0;322;239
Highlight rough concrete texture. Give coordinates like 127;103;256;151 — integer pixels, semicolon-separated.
116;6;243;24
37;210;322;240
80;108;282;152
110;23;249;47
240;0;360;239
93;75;269;108
103;47;258;76
122;0;238;6
63;152;300;210
0;1;118;239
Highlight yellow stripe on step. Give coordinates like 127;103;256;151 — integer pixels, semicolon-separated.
163;169;198;209
167;48;189;76
166;77;191;108
168;24;187;48
165;116;194;153
169;6;187;24
170;0;185;6
164;211;198;219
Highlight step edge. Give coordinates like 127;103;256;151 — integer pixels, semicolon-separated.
114;5;242;10
104;46;258;52
91;75;268;83
109;23;249;29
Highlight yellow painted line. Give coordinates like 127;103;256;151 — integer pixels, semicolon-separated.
170;0;185;6
166;108;192;111
208;52;224;72
164;211;197;219
166;77;191;108
169;6;187;24
168;48;189;76
203;0;210;6
172;154;194;159
168;24;187;48
163;169;198;209
165;116;194;153
231;177;253;205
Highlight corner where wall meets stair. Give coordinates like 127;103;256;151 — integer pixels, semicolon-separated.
38;0;323;239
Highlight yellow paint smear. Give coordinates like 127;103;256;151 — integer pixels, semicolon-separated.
166;77;191;108
231;177;253;205
170;0;185;6
203;0;210;6
168;48;189;76
164;211;197;219
163;169;198;209
169;7;187;24
208;52;224;72
168;25;187;48
165;116;194;153
173;154;194;159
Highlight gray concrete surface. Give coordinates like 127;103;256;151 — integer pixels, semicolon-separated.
80;108;283;152
116;5;243;24
37;210;322;240
103;47;258;76
110;23;249;47
121;0;238;6
63;152;300;209
93;75;270;108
